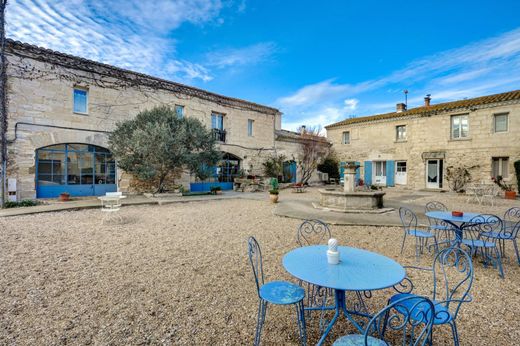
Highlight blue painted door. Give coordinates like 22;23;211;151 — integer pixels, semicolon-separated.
386;160;395;187
364;161;372;186
340;162;345;180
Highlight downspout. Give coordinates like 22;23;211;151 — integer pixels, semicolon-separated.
0;0;7;207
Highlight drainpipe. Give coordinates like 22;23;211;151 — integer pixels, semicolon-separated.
0;0;7;207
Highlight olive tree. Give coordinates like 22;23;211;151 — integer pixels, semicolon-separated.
109;106;220;193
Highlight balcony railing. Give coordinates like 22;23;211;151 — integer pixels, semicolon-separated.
212;128;226;142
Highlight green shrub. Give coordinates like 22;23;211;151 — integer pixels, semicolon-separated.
4;199;39;209
317;155;340;182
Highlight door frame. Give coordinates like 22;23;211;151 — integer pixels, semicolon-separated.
426;159;443;189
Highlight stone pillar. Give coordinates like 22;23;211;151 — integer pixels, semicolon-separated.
343;165;356;193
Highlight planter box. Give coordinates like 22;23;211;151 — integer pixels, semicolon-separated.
505;191;517;200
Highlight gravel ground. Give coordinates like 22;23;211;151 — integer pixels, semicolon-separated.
0;191;519;345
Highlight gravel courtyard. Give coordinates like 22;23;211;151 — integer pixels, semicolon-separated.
0;193;519;345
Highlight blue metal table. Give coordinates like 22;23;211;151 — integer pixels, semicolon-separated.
283;245;405;345
425;211;481;243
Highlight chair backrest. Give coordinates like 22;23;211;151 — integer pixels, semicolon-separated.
247;237;264;296
425;201;448;212
431;246;473;321
399;207;418;233
364;295;435;346
425;201;449;227
504;207;520;227
464;214;502;244
297;219;331;246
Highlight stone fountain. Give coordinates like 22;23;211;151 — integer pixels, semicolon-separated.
316;163;387;212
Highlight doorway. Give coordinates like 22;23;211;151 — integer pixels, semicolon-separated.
426;159;443;189
395;161;407;185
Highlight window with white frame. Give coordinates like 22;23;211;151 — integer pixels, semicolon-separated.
396;125;406;141
247;119;254;136
73;88;88;114
492;157;509;179
494;113;508;133
175;105;184;118
451;114;469;139
342;131;350;144
211;112;224;130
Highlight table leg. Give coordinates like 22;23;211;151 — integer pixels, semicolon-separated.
316;290;366;346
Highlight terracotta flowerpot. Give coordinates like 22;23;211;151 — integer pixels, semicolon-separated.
269;194;279;203
59;193;70;202
505;191;517;200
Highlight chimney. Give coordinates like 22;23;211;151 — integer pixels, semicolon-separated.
424;94;431;107
396;103;407;113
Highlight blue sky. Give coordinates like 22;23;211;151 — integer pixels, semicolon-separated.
6;0;520;130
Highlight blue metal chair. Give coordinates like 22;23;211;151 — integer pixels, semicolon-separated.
462;214;504;278
483;207;520;265
425;201;455;246
333;295;435;346
247;237;307;346
390;247;473;346
399;207;439;260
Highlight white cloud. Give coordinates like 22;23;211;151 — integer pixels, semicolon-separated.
6;0;223;83
344;98;358;111
279;27;520;128
206;42;277;68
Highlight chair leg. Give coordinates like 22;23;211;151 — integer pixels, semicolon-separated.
450;321;459;346
400;232;407;255
254;300;268;346
512;239;520;266
295;301;307;346
495;247;505;279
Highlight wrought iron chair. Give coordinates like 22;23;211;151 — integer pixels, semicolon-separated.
491;207;520;264
247;237;307;346
390;246;473;346
333;295;435;346
425;201;455;246
296;220;333;322
462;214;504;278
399;207;438;260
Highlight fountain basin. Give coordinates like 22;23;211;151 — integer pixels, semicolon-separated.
318;188;385;211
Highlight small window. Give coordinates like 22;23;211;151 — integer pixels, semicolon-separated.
492;157;509;179
211;112;224;130
247;119;254;137
451;114;469;139
342;131;350;144
396;125;406;141
73;88;88;114
396;161;407;173
494;113;508;133
175;105;184;119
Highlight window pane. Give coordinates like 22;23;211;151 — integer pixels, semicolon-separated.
343;131;350;144
460;116;468;137
73;89;87;113
502;158;509;178
495;114;508;132
67;151;80;184
175;105;184;118
451;116;460;138
95;153;107;184
492;159;499;178
80;153;94;185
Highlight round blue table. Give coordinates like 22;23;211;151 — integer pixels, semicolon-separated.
283;245;405;345
425;211;481;243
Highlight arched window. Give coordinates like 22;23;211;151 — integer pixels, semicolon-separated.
35;144;116;197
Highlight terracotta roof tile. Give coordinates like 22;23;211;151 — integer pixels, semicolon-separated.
325;89;520;129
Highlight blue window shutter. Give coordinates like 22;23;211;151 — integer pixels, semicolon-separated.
355;161;360;185
364;161;372;185
386;160;395;187
340;162;345;179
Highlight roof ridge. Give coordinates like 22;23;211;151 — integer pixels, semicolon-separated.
5;38;281;115
325;89;520;128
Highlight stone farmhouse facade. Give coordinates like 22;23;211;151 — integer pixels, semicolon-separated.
3;40;324;200
326;91;520;191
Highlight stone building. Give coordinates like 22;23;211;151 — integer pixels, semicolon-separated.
326;91;520;191
2;40;326;200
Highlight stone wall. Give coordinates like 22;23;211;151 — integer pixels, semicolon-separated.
327;102;520;190
5;42;284;199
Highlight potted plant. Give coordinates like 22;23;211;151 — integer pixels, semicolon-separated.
59;192;70;201
492;175;517;200
268;178;279;203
